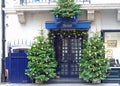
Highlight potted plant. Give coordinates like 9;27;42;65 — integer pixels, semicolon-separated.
79;32;109;84
51;0;83;18
51;0;84;27
25;30;58;83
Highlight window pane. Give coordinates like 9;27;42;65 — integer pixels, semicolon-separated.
105;32;120;67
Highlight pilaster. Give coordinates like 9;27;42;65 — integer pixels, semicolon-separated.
87;9;95;21
17;11;26;24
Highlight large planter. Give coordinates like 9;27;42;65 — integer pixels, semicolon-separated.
35;80;44;84
92;79;101;84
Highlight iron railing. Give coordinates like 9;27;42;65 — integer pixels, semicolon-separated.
20;0;90;5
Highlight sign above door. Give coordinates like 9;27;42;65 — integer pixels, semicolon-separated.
45;15;91;29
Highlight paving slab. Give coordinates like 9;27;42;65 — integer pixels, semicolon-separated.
0;83;119;86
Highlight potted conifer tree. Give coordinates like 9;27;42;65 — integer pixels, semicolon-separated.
52;0;83;23
51;0;83;19
79;32;109;84
25;30;58;83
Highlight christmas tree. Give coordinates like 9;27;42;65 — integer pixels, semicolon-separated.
79;32;109;83
25;30;57;83
52;0;83;17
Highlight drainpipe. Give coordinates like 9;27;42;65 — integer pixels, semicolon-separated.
1;0;5;82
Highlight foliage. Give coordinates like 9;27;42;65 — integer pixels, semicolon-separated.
49;30;88;38
51;0;83;17
25;30;58;83
79;32;109;83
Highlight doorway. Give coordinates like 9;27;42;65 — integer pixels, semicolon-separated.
53;30;86;78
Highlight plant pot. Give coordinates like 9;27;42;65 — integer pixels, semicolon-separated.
35;80;44;84
56;76;60;79
92;79;101;84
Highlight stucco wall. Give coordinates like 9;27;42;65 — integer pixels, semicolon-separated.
6;11;54;40
5;10;120;55
88;10;120;32
91;0;120;4
0;0;2;82
5;11;53;55
88;10;102;34
101;10;120;30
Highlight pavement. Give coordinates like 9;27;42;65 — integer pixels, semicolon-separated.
0;83;119;86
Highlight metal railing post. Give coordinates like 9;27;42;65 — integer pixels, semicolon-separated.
1;0;6;82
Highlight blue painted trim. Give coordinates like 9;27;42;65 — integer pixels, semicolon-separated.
45;21;91;29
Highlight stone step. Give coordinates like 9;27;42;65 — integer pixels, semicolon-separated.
102;78;120;83
47;78;85;83
48;78;120;83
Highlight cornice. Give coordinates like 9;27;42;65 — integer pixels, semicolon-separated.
81;3;120;10
4;3;120;13
4;3;120;24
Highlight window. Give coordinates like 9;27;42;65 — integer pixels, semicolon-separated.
103;31;120;67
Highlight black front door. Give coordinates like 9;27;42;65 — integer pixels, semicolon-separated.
54;31;83;78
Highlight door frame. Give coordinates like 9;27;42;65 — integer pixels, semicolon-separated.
51;30;88;78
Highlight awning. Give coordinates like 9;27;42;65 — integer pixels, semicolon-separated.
45;21;91;29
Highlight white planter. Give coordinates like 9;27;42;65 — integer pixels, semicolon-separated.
92;79;101;84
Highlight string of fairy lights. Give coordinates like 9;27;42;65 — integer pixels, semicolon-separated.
49;30;88;39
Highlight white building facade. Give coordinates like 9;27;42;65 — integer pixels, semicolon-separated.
4;0;120;57
2;0;120;83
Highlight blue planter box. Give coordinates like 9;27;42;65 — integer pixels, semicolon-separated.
46;21;91;29
45;15;91;29
54;15;79;25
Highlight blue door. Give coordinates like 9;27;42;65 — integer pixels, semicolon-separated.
55;33;83;78
7;48;31;83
